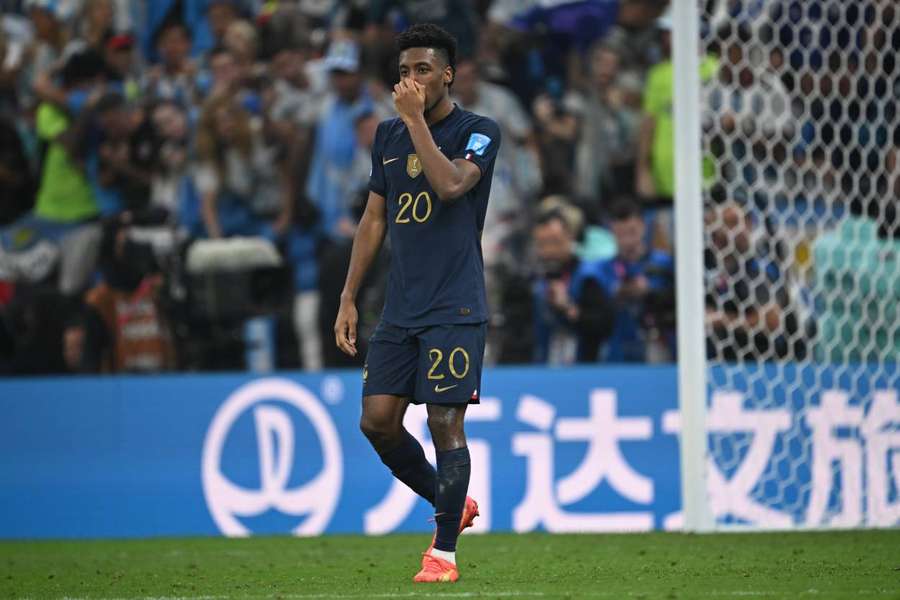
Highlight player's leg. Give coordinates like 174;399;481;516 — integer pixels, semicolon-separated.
412;323;485;582
360;321;436;505
360;394;436;505
427;402;471;556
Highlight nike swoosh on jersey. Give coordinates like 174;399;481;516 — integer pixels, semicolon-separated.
434;383;458;393
383;157;400;165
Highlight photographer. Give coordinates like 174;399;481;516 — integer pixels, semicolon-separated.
79;218;175;373
531;209;615;364
596;198;675;362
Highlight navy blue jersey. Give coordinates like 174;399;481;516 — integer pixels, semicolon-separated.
369;105;501;327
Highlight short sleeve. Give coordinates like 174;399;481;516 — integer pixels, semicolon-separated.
368;121;387;197
36;104;69;140
453;117;502;177
642;64;669;116
501;94;531;141
192;162;219;196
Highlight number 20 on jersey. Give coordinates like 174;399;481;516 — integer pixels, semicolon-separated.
395;191;432;224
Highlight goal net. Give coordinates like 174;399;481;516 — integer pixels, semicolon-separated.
691;0;899;529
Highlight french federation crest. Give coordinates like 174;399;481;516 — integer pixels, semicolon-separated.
407;154;422;178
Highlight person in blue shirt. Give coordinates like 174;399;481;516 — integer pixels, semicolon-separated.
305;39;374;241
333;23;500;584
596;198;675;362
531;209;615;364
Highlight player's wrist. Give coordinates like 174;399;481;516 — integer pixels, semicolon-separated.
402;113;427;129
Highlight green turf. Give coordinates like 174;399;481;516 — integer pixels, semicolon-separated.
1;530;898;599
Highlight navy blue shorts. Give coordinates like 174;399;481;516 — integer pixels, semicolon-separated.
362;321;486;404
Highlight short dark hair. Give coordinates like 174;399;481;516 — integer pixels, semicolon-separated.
93;91;126;115
208;45;234;62
60;49;105;88
154;20;190;47
535;209;571;232
608;198;643;223
396;23;457;71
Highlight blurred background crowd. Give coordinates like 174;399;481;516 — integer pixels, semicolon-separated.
0;0;896;375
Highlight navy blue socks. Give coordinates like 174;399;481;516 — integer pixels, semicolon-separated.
377;430;437;505
432;446;471;552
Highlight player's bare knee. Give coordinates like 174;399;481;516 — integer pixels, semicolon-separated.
359;413;401;446
426;411;466;451
359;413;384;438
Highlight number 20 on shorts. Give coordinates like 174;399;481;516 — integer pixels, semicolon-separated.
427;347;470;380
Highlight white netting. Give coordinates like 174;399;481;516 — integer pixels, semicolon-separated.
699;0;899;528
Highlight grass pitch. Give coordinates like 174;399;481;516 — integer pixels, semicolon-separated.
1;530;898;599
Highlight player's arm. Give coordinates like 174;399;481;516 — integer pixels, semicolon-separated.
335;191;387;357
394;80;481;202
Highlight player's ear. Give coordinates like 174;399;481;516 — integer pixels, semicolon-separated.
444;65;454;86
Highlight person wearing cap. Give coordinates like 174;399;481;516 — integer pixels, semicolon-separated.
305;38;375;241
102;32;139;100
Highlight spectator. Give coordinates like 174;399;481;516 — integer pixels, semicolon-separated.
504;0;621;91
1;50;108;298
205;45;240;99
82;222;176;373
347;108;379;201
600;2;671;77
147;99;190;221
595;199;675;362
193;93;288;239
1;288;69;374
315;108;387;370
32;49;103;225
267;40;323;210
366;0;479;59
0;115;36;225
222;19;260;91
84;92;152;215
0;10;33;112
143;20;197;105
531;82;583;196
453;59;541;269
102;32;141;100
206;0;243;50
78;0;115;52
531;209;614;364
704;201;805;361
21;0;71;111
203;44;267;120
305;39;373;241
812;195;899;363
269;40;321;131
636;12;718;249
574;38;641;206
224;19;257;66
61;301;105;373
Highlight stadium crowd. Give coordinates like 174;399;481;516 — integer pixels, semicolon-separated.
0;0;895;375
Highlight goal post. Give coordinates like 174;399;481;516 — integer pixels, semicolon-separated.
672;0;713;533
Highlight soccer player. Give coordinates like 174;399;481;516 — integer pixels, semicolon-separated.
334;24;501;583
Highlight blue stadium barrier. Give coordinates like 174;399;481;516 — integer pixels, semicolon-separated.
1;365;896;538
0;367;681;538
